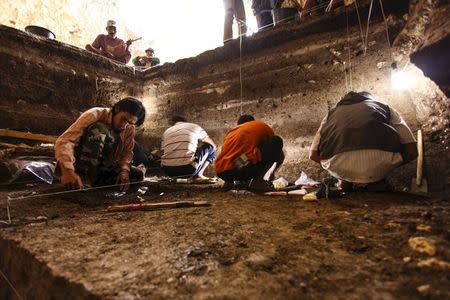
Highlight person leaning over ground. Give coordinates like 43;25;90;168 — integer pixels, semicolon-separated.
309;91;417;191
54;97;146;192
85;20;132;64
252;0;273;30
215;115;285;191
132;48;160;68
161;116;217;180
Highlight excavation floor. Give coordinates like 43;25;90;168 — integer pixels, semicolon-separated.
0;182;449;299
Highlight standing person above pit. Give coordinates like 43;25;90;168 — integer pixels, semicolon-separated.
252;0;273;30
215;115;284;191
132;48;160;68
223;0;247;43
55;97;146;192
161;116;216;180
85;20;132;64
309;91;417;191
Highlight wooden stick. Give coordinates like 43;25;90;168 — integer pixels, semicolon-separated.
416;129;423;186
0;129;57;143
107;201;211;212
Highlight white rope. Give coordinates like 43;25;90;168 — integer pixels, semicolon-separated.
346;6;353;90
363;0;374;55
354;0;366;45
239;26;243;115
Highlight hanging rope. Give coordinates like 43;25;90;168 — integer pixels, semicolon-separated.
354;0;366;46
239;26;244;115
363;0;374;55
346;6;353;90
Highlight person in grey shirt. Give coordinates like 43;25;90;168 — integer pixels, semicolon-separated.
309;91;417;191
161;115;216;179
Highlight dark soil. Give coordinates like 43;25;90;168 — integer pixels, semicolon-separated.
0;181;449;299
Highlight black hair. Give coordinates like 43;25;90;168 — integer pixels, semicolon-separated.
170;115;186;125
237;115;255;125
112;97;146;126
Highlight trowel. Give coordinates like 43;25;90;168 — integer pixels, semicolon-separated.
410;129;428;194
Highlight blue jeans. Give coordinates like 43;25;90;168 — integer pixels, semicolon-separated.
162;144;215;177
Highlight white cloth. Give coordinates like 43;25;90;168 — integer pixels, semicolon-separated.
310;106;416;183
161;122;208;167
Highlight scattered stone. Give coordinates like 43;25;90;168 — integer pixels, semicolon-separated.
245;254;274;272
416;284;431;295
167;277;175;283
287;275;297;286
307;80;317;84
417;258;450;270
329;48;342;57
385;221;401;229
376;61;387;69
368;40;377;46
403;256;412;263
408;237;436;256
332;60;341;65
219;257;237;266
420;211;432;220
416;224;432;232
303;64;313;69
17;99;27;105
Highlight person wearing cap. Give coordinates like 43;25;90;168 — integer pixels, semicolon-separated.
85;20;132;64
132;48;160;68
309;91;417;191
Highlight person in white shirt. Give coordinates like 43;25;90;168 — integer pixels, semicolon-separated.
161;116;217;179
309;91;417;191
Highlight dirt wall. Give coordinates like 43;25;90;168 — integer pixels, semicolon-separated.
0;25;140;135
0;0;448;190
139;1;449;189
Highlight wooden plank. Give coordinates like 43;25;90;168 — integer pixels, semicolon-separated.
107;201;211;212
0;129;57;143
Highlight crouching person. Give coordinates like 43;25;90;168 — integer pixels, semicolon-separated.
215;115;284;191
55;97;146;191
309;91;417;191
161;116;216;179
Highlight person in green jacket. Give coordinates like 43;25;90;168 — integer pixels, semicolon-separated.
132;48;160;67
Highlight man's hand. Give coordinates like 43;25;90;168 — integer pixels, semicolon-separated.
126;39;132;47
61;169;84;190
116;170;130;192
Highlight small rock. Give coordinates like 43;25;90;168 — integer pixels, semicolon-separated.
408;237;436;256
166;277;175;283
416;224;432;232
377;61;387;69
287;275;297;286
416;284;430;295
303;64;313;69
307;80;316;84
332;60;341;65
385;221;401;229
403;256;412;263
17;99;27;105
368;40;377;46
245;254;274;272
329;48;342;57
420;211;432;220
417;258;450;270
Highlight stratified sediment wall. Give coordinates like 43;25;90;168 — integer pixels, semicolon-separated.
0;0;448;189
